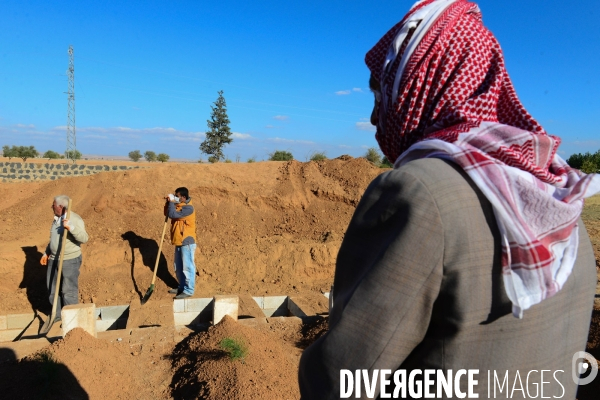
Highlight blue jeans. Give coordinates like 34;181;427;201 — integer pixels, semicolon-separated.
174;244;196;295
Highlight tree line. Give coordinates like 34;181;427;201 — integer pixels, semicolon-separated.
566;150;600;173
128;150;170;163
2;145;81;162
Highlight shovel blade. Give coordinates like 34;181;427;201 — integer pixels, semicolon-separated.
39;316;54;335
141;284;155;305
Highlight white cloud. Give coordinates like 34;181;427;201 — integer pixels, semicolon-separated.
171;135;202;142
573;140;600;147
352;88;363;93
338;144;353;148
268;137;315;145
83;134;109;140
356;121;376;132
335;90;351;95
232;132;252;140
15;123;35;128
273;115;289;121
265;125;276;129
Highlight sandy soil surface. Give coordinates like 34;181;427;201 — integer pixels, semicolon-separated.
0;158;598;399
0;157;380;314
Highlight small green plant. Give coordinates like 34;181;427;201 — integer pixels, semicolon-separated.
364;147;382;166
309;151;327;161
208;155;219;163
157;153;170;163
247;156;256;163
219;337;248;361
225;158;233;163
380;156;393;168
269;150;293;161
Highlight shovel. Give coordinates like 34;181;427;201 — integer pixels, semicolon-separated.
141;214;169;305
40;198;72;335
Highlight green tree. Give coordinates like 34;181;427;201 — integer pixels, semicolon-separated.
309;151;327;161
65;149;82;160
269;150;294;161
157;153;170;163
2;145;39;161
43;150;61;159
567;150;600;173
11;146;39;161
364;147;382;166
128;150;142;162
380;156;393;168
2;145;15;159
581;159;599;174
144;151;157;162
200;90;232;162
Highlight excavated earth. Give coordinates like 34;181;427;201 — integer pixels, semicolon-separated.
0;157;598;399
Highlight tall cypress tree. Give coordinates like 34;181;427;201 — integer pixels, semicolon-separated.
200;90;232;162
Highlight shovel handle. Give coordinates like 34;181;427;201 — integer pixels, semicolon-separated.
150;214;169;286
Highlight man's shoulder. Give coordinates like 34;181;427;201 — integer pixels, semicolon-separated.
183;199;195;211
372;158;469;194
69;211;85;222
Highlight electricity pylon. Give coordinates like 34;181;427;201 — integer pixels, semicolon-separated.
66;45;76;163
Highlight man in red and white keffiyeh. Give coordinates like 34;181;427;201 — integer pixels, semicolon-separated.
299;1;599;398
367;0;600;318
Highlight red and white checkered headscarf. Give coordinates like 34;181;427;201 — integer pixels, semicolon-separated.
366;0;600;317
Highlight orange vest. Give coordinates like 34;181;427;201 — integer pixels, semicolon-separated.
169;199;196;246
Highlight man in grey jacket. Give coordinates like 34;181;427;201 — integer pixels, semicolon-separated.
40;194;89;319
299;0;600;398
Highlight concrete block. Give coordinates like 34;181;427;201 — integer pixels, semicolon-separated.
7;313;35;329
264;296;287;309
185;298;212;312
287;298;307;317
99;305;129;320
173;299;185;313
213;295;239;324
61;303;97;338
0;329;22;342
96;320;115;332
174;312;205;326
252;296;264;309
0;315;7;330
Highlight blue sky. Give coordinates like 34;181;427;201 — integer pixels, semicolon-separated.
1;0;598;161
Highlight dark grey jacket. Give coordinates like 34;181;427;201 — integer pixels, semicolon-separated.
299;158;596;399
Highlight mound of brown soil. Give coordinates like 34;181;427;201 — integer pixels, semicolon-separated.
0;328;151;399
170;316;300;399
0;159;384;314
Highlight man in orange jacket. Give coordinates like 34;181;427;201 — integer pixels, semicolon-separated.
165;187;197;299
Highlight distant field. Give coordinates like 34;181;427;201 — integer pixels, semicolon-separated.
583;194;600;221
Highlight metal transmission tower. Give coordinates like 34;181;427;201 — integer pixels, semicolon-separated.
66;45;77;162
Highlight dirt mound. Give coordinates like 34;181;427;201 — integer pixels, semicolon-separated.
0;159;384;313
170;316;299;399
0;328;148;399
